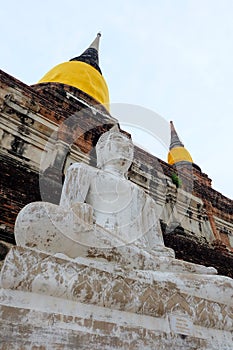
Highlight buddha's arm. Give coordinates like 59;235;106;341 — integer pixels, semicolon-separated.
59;163;91;208
136;194;165;249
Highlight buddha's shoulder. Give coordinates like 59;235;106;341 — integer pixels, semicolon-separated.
66;162;97;175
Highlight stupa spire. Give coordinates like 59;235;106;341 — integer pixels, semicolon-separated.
38;32;109;109
169;121;184;150
88;32;101;51
168;121;193;165
70;33;102;74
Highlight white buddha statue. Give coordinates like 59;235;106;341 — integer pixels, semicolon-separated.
14;126;174;258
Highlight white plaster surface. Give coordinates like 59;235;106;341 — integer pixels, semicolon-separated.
1;127;232;349
15;128;174;257
0;287;232;350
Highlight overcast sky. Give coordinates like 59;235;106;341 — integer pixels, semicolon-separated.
1;0;233;199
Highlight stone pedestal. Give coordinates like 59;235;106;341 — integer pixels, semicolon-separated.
0;246;232;349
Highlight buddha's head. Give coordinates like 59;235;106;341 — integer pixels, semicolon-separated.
96;125;134;176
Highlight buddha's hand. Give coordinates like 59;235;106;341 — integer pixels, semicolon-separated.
71;203;93;232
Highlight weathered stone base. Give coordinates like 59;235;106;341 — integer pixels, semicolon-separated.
0;289;232;350
0;247;232;349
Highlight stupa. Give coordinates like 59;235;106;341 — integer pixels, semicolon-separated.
0;34;232;350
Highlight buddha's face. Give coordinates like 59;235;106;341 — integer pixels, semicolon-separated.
96;132;134;173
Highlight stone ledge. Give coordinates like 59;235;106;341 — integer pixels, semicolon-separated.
1;246;233;335
0;289;232;350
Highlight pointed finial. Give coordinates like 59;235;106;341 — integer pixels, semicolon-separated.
70;33;102;74
169;121;184;150
88;32;101;51
109;124;120;133
168;121;193;165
